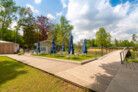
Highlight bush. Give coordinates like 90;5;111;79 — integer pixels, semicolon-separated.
18;52;24;55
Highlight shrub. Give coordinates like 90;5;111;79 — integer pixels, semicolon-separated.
18;52;24;55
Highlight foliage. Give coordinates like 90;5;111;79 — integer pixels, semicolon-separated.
18;52;24;55
114;39;134;47
95;27;111;48
22;8;37;49
86;39;97;48
34;16;51;41
0;0;18;40
14;7;28;43
74;39;83;53
33;54;95;61
0;28;23;45
49;16;73;48
132;34;136;42
114;39;119;47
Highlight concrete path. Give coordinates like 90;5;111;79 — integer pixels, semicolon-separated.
56;51;121;92
2;50;137;92
106;61;138;92
5;55;79;74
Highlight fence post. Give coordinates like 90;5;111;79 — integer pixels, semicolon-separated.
95;51;97;59
120;52;123;64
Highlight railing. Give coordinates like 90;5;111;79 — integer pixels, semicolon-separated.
120;47;129;64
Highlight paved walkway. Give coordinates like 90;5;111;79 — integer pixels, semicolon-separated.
5;55;79;74
56;51;121;92
106;61;138;92
2;50;137;92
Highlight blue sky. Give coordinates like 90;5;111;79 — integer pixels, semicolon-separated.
13;0;138;43
13;0;135;17
14;0;67;21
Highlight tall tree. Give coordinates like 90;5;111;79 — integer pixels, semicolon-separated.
55;16;73;47
23;8;36;49
34;16;51;41
114;39;119;47
95;27;111;55
132;34;136;43
106;32;112;47
95;27;111;48
0;0;17;40
86;39;97;48
14;7;28;44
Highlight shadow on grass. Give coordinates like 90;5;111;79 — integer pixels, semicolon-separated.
0;56;27;86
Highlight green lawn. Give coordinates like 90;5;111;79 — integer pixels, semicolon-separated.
32;54;96;61
125;51;138;63
126;58;138;63
0;56;89;92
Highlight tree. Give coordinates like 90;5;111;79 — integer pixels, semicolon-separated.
74;39;83;53
54;16;73;48
95;27;111;55
0;0;17;40
0;28;22;44
86;39;97;48
95;27;111;48
34;16;51;41
114;39;119;47
132;34;136;43
106;32;112;47
23;8;37;49
14;7;28;44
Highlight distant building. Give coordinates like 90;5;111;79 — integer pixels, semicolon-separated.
0;40;19;54
34;40;59;54
34;40;50;54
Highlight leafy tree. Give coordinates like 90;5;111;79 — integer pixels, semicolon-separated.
95;27;111;48
74;39;83;53
106;32;112;47
132;34;136;43
118;40;134;47
23;25;36;49
0;0;17;40
114;39;119;47
22;8;37;49
54;16;73;48
95;27;111;55
86;39;97;48
14;7;28;44
34;16;51;41
0;28;22;44
48;23;56;40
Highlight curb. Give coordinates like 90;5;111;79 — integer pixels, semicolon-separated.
24;55;97;65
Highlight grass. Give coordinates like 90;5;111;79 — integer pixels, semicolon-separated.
126;58;138;63
125;51;138;63
32;54;96;61
0;56;90;92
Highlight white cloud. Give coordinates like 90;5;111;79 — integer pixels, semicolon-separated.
56;11;63;16
35;0;42;4
47;14;56;20
26;4;39;14
66;0;138;43
10;21;17;30
61;0;67;8
10;22;23;35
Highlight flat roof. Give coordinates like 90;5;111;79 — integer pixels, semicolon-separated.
0;40;19;44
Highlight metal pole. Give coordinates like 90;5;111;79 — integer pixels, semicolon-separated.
120;52;123;64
